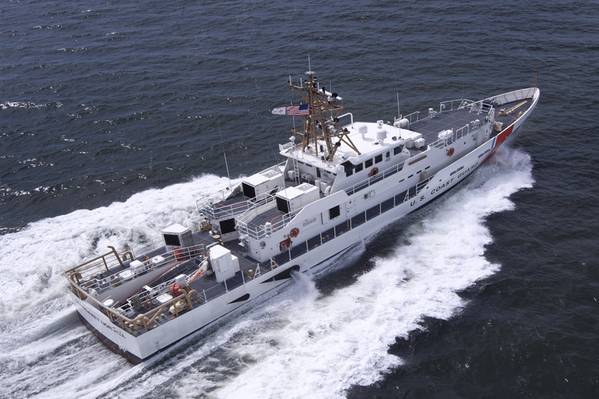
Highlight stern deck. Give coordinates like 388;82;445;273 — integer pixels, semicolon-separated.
65;231;278;337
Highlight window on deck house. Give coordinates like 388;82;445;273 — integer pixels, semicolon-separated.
329;205;340;220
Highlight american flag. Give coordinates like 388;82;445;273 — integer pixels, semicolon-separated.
287;103;310;116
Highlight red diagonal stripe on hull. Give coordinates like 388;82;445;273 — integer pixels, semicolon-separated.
495;124;514;148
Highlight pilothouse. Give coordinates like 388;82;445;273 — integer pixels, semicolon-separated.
65;70;539;362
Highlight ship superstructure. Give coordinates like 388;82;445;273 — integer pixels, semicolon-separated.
65;71;539;362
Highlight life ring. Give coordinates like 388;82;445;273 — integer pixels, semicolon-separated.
170;283;182;297
446;147;455;156
368;167;379;177
289;227;300;238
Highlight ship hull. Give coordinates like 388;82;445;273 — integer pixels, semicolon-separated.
71;88;539;362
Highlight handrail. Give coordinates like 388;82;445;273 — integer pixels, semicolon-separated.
399;98;493;130
236;205;302;239
67;243;282;336
439;98;474;113
196;162;286;220
344;160;405;196
235;193;278;224
402;110;421;125
428;102;493;149
337;112;354;125
67;243;206;292
198;191;274;220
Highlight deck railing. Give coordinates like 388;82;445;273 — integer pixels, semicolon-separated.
401;110;422;125
196;162;286;221
235;195;303;240
67;245;280;336
197;191;275;221
439;98;472;113
399;98;493;130
69;243;206;295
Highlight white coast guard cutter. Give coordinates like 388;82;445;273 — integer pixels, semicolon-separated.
65;70;539;362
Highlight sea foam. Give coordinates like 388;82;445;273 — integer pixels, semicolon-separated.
0;148;533;399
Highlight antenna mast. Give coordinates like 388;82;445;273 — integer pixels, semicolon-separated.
218;129;232;190
288;69;360;161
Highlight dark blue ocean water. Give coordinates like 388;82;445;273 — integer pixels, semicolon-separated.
1;1;598;398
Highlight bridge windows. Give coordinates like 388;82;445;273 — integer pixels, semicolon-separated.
342;161;353;177
365;159;373;168
375;154;383;163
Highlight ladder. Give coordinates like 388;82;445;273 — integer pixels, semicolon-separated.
292;159;301;185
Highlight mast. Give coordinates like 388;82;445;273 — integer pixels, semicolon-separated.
288;70;360;161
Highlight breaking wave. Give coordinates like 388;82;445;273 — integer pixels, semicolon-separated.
0;148;533;399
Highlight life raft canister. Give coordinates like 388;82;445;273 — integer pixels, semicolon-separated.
446;147;455;156
368;167;379;177
289;227;300;238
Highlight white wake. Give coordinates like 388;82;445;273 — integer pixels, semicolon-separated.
0;148;533;399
